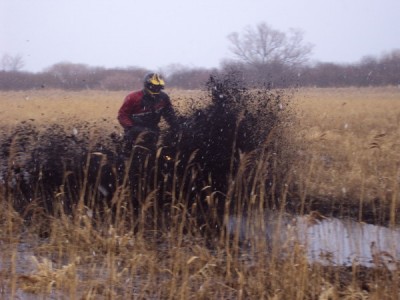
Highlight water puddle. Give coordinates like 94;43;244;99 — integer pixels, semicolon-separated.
228;213;400;269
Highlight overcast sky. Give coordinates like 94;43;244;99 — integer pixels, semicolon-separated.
1;0;400;72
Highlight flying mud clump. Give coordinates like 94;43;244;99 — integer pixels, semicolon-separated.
0;72;292;223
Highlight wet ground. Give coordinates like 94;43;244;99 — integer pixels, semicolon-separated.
1;213;398;298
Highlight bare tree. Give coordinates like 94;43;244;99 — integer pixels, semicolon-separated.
227;23;313;68
1;54;25;71
45;62;96;89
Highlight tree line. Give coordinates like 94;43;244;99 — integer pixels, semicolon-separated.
1;23;399;90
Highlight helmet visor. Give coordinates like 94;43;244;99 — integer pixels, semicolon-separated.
147;83;164;94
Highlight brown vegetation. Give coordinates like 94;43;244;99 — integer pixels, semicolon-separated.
1;87;400;298
290;87;400;224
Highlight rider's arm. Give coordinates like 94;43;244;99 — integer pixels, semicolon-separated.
163;106;178;127
161;94;179;128
118;92;140;129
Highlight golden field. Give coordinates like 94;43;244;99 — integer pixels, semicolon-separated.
1;86;400;299
291;87;400;223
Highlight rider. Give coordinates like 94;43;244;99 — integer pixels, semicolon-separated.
118;73;178;151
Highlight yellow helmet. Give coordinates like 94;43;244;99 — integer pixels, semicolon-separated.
144;73;165;95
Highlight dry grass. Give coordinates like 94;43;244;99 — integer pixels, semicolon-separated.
1;87;400;298
290;87;400;223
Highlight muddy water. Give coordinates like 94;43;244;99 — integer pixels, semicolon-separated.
228;213;400;269
293;216;399;268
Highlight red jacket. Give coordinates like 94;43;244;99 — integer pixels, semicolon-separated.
118;90;177;130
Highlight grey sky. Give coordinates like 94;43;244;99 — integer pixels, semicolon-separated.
1;0;400;72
